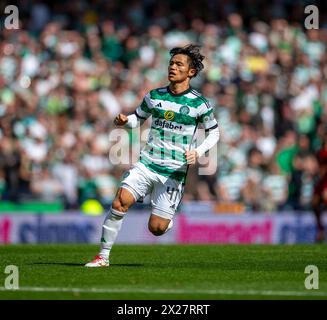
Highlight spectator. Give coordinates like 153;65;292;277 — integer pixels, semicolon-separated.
52;151;79;209
31;166;63;202
0;0;326;214
0;138;31;202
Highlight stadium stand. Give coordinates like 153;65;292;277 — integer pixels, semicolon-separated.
0;0;326;213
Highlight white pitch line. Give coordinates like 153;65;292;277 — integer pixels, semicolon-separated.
0;287;327;297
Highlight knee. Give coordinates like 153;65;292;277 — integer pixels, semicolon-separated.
112;188;135;212
112;197;128;212
148;223;166;236
112;198;128;212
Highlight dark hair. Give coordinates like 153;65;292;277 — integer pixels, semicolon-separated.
169;44;205;77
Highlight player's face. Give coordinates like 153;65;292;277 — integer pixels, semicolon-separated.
168;54;196;83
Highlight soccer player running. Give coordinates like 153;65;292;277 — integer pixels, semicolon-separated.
85;44;220;267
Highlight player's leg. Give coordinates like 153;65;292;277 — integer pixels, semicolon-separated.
98;187;135;257
85;187;135;267
148;214;173;236
85;165;152;267
148;178;183;236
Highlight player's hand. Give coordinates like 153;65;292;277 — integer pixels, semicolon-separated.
185;150;198;165
114;114;128;126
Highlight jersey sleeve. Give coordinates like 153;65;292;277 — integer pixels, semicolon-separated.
197;100;218;130
134;92;152;122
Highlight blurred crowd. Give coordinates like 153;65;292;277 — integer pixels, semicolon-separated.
0;0;327;212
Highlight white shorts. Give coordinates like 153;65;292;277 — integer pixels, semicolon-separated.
121;162;184;219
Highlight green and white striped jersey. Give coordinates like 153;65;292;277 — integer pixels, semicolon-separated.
134;86;218;183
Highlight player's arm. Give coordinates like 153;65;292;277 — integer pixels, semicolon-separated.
185;125;219;164
114;95;152;128
195;124;219;156
185;101;219;165
114;113;140;128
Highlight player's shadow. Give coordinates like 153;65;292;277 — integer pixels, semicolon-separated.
30;262;144;267
109;263;144;268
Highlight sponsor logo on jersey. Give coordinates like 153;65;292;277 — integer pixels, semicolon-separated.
154;118;182;131
164;110;175;121
155;103;162;108
179;105;190;115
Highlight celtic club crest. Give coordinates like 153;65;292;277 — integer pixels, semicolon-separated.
179;105;190;115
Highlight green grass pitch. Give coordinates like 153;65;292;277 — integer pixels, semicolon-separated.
0;244;327;300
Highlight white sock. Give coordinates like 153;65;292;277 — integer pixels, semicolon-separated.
164;219;173;234
99;208;125;260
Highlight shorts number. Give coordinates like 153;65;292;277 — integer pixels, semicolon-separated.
166;187;179;203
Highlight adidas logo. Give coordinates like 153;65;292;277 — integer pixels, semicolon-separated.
155;103;162;108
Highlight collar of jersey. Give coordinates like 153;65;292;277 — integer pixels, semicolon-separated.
167;86;192;97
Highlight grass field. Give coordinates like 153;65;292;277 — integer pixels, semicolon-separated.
0;244;327;300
